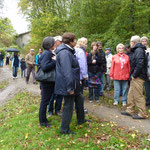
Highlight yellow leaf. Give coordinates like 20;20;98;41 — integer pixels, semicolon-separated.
25;133;28;140
131;133;136;138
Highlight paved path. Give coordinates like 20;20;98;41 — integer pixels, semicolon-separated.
0;66;150;134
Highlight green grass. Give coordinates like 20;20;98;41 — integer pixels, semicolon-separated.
0;92;150;149
0;80;9;89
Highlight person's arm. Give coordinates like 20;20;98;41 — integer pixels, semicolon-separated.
109;56;115;79
25;54;33;65
77;50;88;79
59;50;74;93
40;52;56;72
132;48;145;78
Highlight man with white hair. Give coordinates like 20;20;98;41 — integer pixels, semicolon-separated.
25;49;36;84
121;35;148;119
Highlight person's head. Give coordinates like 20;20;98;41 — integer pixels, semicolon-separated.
116;43;125;54
105;48;111;54
14;52;18;56
39;49;42;54
91;42;98;52
124;44;131;53
54;36;62;48
42;36;55;51
130;35;140;48
62;32;76;48
30;49;35;55
76;37;88;49
97;41;102;51
141;36;149;48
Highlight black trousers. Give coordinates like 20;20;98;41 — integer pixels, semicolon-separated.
61;93;85;133
39;82;54;124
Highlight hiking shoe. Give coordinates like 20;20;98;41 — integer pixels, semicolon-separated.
96;100;99;103
48;112;53;118
89;100;93;103
122;102;127;106
40;123;52;128
55;112;62;116
132;114;146;119
121;111;132;116
113;102;118;105
84;109;88;114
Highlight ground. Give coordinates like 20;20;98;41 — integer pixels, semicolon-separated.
0;66;150;135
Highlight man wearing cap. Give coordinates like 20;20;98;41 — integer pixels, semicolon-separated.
48;35;63;117
25;49;36;84
105;48;113;91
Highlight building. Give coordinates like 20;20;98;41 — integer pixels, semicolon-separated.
16;31;31;49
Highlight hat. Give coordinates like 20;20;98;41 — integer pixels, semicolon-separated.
54;36;62;42
105;48;111;51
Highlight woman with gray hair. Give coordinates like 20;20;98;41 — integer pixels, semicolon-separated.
141;36;150;108
39;36;56;127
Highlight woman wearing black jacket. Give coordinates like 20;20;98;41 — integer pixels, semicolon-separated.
39;36;56;127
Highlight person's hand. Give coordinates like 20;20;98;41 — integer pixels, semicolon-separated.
52;56;56;60
85;77;88;80
149;77;150;80
69;90;74;95
110;77;113;80
92;60;96;64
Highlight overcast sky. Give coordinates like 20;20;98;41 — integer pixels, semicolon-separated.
3;0;30;34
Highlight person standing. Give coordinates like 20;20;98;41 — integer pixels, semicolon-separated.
141;36;150;108
48;35;63;117
110;44;130;106
20;57;26;78
97;41;106;96
25;49;36;84
105;48;113;91
39;36;56;127
55;32;86;134
87;42;101;102
0;51;4;67
6;52;10;65
121;35;148;119
36;49;43;66
10;52;20;79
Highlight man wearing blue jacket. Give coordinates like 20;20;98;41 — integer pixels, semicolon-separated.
55;32;85;134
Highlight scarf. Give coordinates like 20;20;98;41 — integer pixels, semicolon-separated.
120;54;126;70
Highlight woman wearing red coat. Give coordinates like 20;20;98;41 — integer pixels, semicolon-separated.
110;43;130;106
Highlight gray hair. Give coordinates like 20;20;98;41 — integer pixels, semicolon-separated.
116;43;124;52
130;35;140;44
140;36;149;43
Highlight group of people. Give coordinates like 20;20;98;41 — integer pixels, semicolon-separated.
38;33;150;134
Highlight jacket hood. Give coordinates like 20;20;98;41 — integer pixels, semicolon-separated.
131;43;146;52
55;44;75;55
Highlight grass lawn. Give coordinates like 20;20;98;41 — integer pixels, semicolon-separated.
0;92;150;150
0;80;9;89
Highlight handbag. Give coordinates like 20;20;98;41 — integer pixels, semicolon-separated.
35;66;56;82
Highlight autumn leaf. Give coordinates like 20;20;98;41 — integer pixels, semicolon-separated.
25;133;28;140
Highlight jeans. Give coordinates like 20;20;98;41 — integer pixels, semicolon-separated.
114;80;128;103
61;93;85;133
21;69;26;77
99;72;104;95
104;74;112;91
89;87;99;100
12;66;18;77
39;82;54;124
0;60;4;67
48;94;63;114
145;80;150;106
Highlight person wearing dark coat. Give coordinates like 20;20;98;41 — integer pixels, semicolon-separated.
39;36;56;127
20;57;26;78
121;35;148;119
0;51;4;67
97;42;106;96
55;32;85;134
